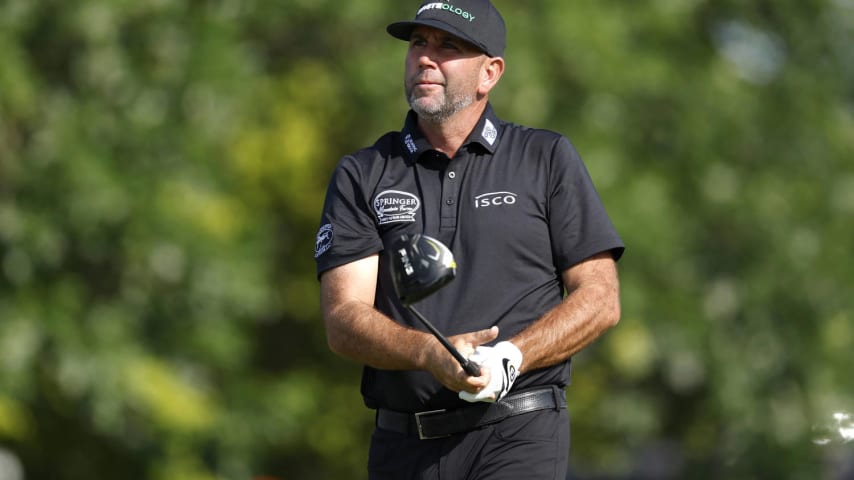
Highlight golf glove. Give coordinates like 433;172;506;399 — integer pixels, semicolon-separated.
459;341;522;403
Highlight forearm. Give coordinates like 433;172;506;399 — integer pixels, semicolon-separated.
319;255;499;395
511;255;620;373
324;299;434;370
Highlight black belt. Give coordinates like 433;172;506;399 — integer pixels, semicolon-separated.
376;386;566;440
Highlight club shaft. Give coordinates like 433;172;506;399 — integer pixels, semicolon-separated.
408;306;481;377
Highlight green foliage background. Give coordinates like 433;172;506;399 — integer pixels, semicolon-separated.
1;0;852;478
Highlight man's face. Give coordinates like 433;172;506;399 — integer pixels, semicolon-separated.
404;26;487;123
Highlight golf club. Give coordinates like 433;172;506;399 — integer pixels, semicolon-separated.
388;233;481;377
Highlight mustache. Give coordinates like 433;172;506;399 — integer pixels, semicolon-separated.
409;73;446;86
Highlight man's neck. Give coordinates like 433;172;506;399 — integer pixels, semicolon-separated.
417;101;487;158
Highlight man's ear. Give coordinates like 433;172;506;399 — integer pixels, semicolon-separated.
478;56;505;96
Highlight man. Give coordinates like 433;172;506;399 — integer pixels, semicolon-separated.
314;1;624;478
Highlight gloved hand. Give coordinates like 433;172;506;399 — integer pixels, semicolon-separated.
459;341;522;403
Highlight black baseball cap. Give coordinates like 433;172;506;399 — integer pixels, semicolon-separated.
387;0;506;58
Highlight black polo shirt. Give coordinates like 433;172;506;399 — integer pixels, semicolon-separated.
315;104;624;412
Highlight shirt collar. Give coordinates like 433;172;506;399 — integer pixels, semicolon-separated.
399;103;503;164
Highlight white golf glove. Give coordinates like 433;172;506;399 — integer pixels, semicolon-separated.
459;341;523;403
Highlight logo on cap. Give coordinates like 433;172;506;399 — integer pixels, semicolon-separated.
417;2;477;22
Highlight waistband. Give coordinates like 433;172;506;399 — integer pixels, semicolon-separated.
375;385;566;440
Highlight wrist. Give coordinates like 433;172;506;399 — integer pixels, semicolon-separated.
413;331;440;371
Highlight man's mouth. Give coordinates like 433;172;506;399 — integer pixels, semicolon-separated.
413;76;444;87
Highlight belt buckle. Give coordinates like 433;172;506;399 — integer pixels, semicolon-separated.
414;409;449;440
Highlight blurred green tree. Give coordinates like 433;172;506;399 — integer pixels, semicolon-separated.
0;1;851;479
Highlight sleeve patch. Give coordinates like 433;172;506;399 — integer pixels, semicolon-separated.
314;223;333;258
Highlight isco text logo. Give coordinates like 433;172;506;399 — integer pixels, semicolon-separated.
474;191;517;209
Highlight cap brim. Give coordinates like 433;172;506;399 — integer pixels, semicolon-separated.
386;19;491;56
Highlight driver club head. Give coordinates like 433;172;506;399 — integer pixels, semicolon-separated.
388;233;456;306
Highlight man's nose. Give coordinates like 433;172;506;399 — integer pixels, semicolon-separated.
418;53;437;69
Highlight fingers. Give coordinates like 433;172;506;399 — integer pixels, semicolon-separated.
424;326;501;393
425;345;490;393
451;326;499;354
459;365;491;394
472;325;499;346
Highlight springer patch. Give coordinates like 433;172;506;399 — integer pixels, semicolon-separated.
374;190;420;225
314;223;333;258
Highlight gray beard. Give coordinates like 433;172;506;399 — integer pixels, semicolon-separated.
408;91;475;123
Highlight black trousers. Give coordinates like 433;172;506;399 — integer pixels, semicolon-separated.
368;407;570;480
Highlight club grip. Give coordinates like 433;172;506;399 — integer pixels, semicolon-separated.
462;359;481;377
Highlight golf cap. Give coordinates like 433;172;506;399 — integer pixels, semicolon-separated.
387;0;506;58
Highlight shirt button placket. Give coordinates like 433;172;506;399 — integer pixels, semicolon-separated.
441;169;458;229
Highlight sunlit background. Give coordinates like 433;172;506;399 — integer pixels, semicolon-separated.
1;1;852;479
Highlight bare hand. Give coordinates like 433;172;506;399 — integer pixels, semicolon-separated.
422;326;499;394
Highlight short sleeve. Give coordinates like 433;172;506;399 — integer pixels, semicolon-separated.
547;136;624;271
314;155;384;278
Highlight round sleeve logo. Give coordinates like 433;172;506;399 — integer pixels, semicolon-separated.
314;224;333;258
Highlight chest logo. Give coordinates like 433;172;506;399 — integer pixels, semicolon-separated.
474;191;517;209
374;190;420;225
